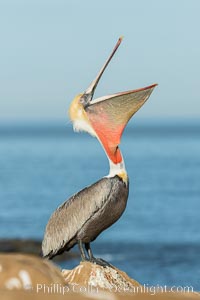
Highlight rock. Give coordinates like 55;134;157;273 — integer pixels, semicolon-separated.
0;239;78;262
62;261;140;292
0;239;42;254
62;262;199;299
0;255;199;299
0;253;65;290
0;289;199;300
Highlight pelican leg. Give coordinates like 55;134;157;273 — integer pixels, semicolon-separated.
85;242;95;261
78;240;88;261
85;243;113;268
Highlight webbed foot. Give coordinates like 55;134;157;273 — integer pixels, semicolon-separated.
90;257;113;268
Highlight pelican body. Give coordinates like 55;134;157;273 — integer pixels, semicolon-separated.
42;37;157;265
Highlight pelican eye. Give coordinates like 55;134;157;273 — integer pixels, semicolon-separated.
79;94;91;108
79;95;86;104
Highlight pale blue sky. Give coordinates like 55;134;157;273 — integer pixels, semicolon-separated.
0;0;200;122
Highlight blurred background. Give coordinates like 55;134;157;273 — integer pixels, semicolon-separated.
0;0;200;290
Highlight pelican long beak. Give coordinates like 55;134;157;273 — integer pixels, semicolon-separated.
79;37;123;107
69;38;157;164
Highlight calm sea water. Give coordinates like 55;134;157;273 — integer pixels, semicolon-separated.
0;120;200;289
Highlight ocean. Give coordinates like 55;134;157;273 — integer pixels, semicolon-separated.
0;119;200;290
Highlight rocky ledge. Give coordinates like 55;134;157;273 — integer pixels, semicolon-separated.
0;253;199;299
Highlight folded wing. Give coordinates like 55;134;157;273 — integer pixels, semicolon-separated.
42;178;112;258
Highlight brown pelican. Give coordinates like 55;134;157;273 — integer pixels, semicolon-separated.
42;37;157;266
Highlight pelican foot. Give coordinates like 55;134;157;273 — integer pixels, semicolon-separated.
81;257;89;262
90;257;113;268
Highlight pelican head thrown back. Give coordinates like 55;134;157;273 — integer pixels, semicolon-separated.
42;37;157;266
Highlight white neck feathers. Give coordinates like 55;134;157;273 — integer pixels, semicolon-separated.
106;155;127;184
